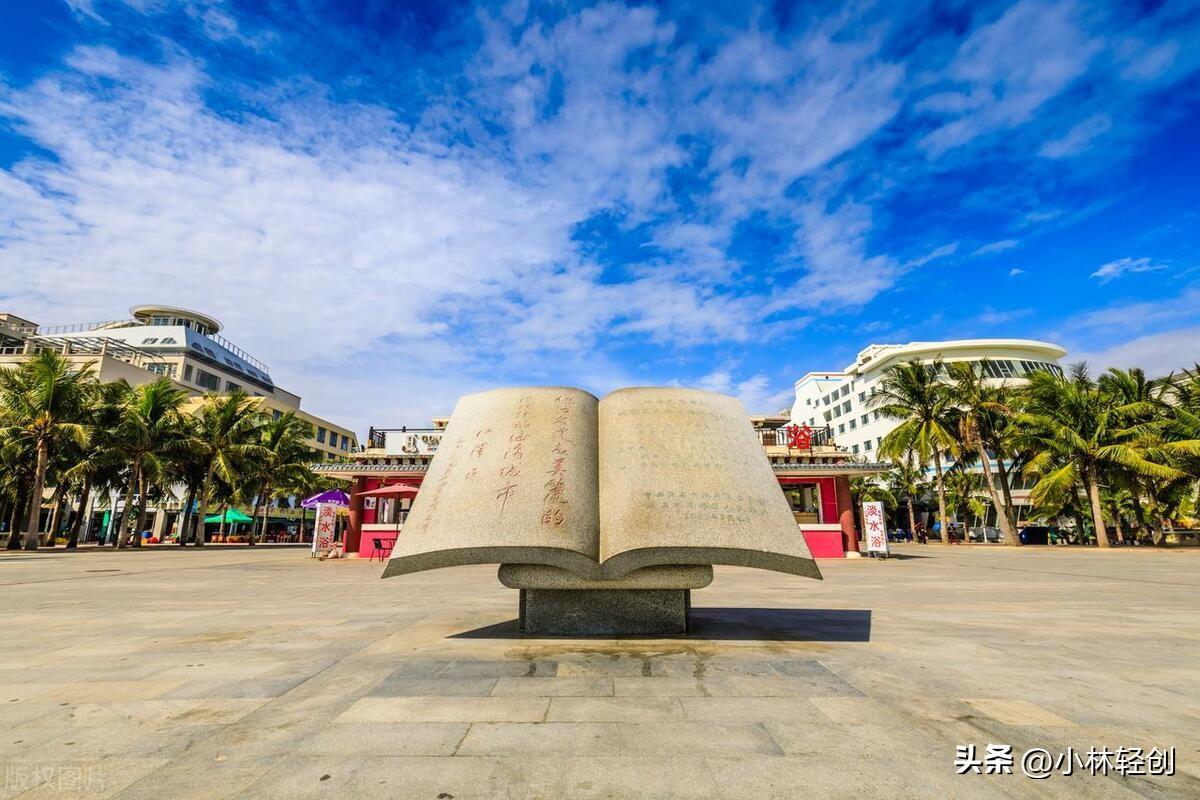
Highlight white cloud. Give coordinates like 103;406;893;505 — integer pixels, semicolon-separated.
1090;256;1168;282
689;369;791;414
976;308;1032;326
1008;267;1026;277
919;0;1101;156
1039;113;1112;158
1059;288;1200;335
974;239;1019;256
1069;327;1200;377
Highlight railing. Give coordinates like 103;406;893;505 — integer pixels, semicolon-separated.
206;331;270;374
757;424;835;449
35;319;135;336
35;317;271;375
367;426;443;449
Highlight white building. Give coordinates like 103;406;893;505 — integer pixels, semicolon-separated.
791;339;1067;459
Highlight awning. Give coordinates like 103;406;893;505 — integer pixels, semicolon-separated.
301;489;351;509
358;484;420;497
204;508;255;524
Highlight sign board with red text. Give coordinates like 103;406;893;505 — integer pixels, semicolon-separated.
862;500;889;555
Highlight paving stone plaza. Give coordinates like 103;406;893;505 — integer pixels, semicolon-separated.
1;545;1197;799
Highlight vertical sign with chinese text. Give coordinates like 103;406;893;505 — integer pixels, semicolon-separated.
862;501;888;555
312;502;338;553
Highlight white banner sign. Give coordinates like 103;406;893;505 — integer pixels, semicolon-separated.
862;501;889;554
312;502;338;553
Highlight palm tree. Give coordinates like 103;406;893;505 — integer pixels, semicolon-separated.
886;453;925;541
183;391;267;546
872;360;957;544
946;361;1019;545
1018;364;1182;548
110;378;190;549
59;381;127;548
247;411;315;546
0;431;34;549
945;468;988;539
0;351;92;550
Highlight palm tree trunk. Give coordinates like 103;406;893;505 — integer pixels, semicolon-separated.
906;497;917;542
131;471;149;548
44;494;64;547
1084;464;1110;549
1131;492;1150;543
932;450;950;545
975;444;1018;546
7;491;27;550
1113;511;1125;544
66;478;90;549
194;463;215;547
995;457;1017;529
251;483;271;546
22;440;50;551
219;505;228;540
179;485;196;546
1147;488;1167;546
114;465;138;550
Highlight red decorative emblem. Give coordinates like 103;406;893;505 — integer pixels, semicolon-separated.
785;423;814;450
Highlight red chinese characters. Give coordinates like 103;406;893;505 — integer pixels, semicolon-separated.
785;423;813;450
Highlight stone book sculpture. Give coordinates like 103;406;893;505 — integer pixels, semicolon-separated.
383;386;821;634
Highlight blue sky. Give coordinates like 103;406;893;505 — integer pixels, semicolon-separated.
2;0;1199;434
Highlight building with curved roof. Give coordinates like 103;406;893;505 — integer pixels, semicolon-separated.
1;304;356;462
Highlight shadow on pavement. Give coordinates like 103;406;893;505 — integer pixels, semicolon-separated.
451;608;871;642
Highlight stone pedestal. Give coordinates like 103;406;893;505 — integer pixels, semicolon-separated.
519;588;691;636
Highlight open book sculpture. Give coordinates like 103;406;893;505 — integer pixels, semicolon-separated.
383;387;821;635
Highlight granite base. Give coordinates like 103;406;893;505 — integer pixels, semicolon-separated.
518;588;691;636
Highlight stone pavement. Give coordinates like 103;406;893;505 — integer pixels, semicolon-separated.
0;544;1197;799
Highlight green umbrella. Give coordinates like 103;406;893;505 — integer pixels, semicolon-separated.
204;509;255;524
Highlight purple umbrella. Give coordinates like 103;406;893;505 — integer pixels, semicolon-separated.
301;489;350;509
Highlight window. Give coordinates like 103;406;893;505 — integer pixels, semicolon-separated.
316;427;326;444
838;423;845;434
860;414;868;425
272;410;282;420
143;337;159;345
849;419;857;430
146;363;175;378
840;385;849;397
226;381;241;392
852;444;860;454
842;400;852;414
873;411;880;421
183;364;193;382
858;392;866;402
160;337;176;344
865;440;873;451
340;435;349;451
783;485;820;518
195;369;220;390
823;410;832;422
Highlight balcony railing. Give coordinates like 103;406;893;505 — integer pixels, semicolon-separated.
757;424;835;449
367;426;443;449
